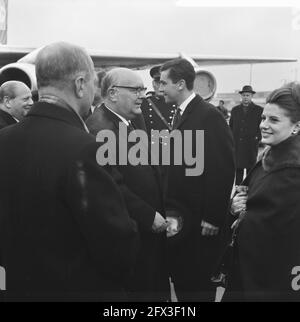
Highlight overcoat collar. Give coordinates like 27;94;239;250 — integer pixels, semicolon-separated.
0;109;18;125
261;135;300;172
239;102;255;108
27;101;86;132
102;104;161;173
102;103;124;129
175;94;203;129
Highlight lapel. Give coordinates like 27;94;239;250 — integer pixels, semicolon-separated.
174;95;202;129
101;104;122;133
102;105;163;190
0;109;18;126
103;104;151;150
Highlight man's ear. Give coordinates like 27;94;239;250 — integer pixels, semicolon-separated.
3;96;11;109
74;76;85;98
177;79;185;91
108;87;118;102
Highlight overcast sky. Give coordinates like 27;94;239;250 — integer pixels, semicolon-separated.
6;0;300;93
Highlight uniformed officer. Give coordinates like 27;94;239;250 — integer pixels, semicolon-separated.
141;65;176;140
140;66;176;190
229;85;263;184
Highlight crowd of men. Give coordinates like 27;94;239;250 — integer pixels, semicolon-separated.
0;41;263;302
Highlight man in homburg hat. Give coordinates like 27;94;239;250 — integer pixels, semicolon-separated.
229;85;263;184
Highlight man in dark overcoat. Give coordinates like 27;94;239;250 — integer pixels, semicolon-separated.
159;58;235;301
229;85;263;184
86;67;169;301
0;42;139;301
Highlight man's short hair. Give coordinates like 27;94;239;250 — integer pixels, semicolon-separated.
100;69;122;98
35;42;94;89
96;70;107;88
160;58;195;91
0;81;24;103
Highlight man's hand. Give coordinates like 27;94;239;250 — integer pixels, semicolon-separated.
201;220;219;236
166;216;179;237
152;212;167;233
231;191;247;216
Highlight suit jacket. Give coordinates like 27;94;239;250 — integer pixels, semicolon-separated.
86;104;169;301
166;94;235;287
0;102;139;301
229;102;263;169
0;109;17;130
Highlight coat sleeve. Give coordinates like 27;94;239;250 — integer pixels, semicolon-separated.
239;168;300;300
202;109;235;228
64;142;140;283
118;182;156;232
109;165;156;232
229;108;234;131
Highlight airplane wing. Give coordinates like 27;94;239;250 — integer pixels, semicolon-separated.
0;46;297;69
0;46;36;67
89;52;298;69
0;45;297;101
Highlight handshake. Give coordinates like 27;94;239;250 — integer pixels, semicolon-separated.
152;212;182;237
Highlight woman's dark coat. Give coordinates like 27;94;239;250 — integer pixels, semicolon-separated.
228;135;300;301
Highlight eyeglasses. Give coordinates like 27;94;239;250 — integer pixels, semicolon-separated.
112;85;147;95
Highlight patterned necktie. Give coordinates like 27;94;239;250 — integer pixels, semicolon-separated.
172;107;181;129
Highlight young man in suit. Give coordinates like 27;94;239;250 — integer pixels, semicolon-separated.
0;80;33;129
0;42;139;301
159;58;235;301
86;68;170;301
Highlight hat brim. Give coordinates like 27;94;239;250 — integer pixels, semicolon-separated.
150;65;161;78
239;90;256;94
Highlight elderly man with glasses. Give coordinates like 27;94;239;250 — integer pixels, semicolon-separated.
86;67;170;302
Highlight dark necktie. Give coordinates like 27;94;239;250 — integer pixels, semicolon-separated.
172;107;181;129
128;120;135;132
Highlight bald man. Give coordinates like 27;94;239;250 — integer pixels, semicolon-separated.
0;43;139;301
0;81;33;129
86;68;170;301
